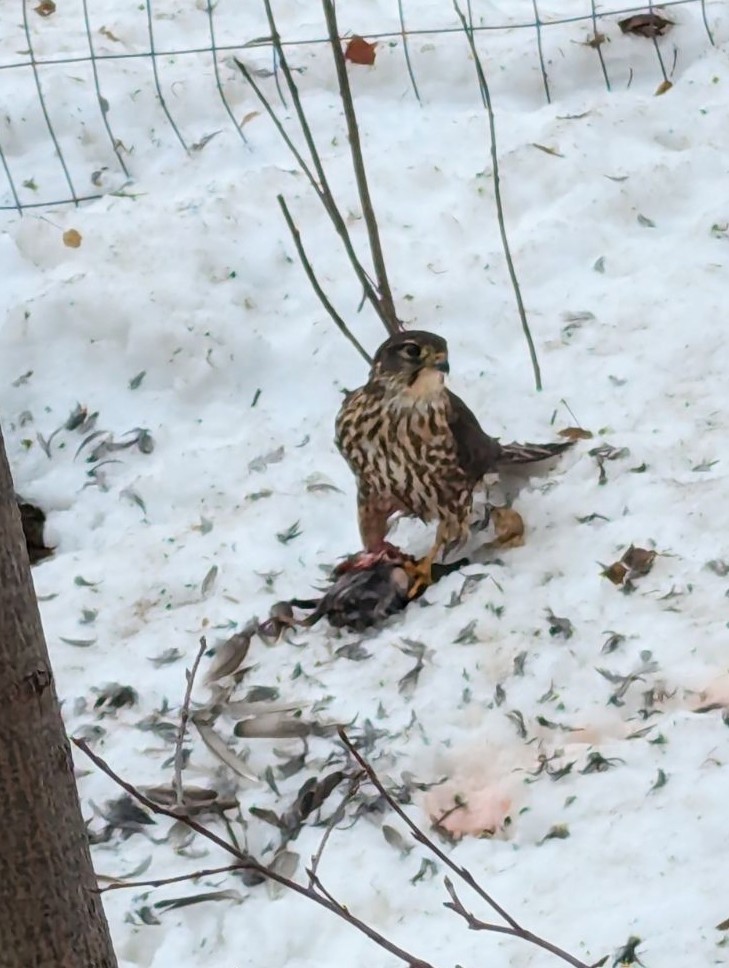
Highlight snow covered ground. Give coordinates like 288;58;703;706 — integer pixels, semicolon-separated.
2;2;729;966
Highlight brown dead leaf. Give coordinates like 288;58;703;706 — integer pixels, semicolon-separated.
35;0;56;16
618;14;673;38
63;229;82;248
602;561;629;585
99;26;122;43
558;427;594;441
585;32;607;49
344;36;376;66
489;507;525;549
654;80;673;96
603;545;657;587
621;545;657;576
240;110;260;127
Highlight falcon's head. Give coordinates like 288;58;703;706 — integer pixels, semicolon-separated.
370;331;450;396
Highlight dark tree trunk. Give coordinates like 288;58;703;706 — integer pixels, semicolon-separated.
0;424;118;968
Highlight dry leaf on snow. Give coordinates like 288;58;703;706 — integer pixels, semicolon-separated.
489;507;525;549
345;36;376;66
621;544;657;576
618;14;673;38
601;561;629;585
558;426;594;441
63;229;82;248
601;544;658;587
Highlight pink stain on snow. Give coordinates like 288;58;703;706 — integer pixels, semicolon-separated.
425;784;514;839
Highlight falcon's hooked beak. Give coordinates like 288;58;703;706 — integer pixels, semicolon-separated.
429;351;450;375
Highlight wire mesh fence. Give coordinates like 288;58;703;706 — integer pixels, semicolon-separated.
0;0;722;214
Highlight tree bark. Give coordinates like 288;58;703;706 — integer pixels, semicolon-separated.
0;424;118;968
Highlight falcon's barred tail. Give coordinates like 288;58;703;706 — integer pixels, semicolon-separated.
497;440;574;465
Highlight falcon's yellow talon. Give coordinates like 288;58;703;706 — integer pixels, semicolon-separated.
403;555;436;599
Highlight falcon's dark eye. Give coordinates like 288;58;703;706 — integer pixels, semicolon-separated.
402;342;421;359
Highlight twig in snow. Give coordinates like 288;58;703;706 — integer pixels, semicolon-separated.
432;799;467;835
453;1;543;392
443;878;595;968
73;739;437;968
339;728;592;968
322;0;401;335
173;636;207;807
97;863;249;892
277;195;372;364
308;772;363;888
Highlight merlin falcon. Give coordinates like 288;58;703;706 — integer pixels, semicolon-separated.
335;330;570;589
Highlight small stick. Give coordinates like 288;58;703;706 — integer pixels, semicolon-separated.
73;739;437;968
559;398;583;428
307;869;346;909
261;0;396;334
339;728;519;930
308;824;338;889
432;799;467;832
453;1;543;392
338;729;592;968
397;0;422;103
322;0;401;335
308;773;362;888
245;2;398;337
278;195;372;364
173;636;207;807
234;57;386;336
443;879;593;968
98;863;248;892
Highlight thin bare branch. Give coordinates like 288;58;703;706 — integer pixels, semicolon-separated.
397;0;422;103
73;739;437;968
452;1;543;392
173;636;207;807
338;729;591;968
443;878;593;968
432;799;466;833
98;863;248;893
339;728;519;929
307;869;343;908
260;0;400;337
308;772;362;888
321;0;400;335
278;195;372;364
237;4;397;338
233;57;386;335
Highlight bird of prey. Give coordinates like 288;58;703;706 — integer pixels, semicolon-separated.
335;330;571;590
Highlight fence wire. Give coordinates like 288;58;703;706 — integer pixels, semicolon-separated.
0;0;721;214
